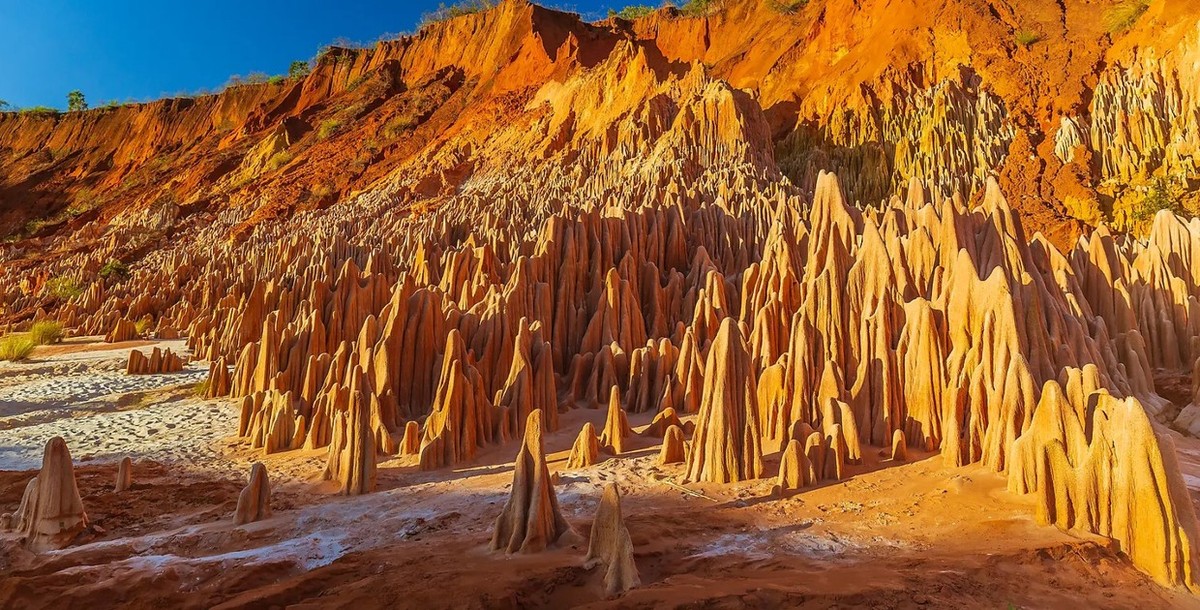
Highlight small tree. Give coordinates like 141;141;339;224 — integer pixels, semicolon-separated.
289;60;311;79
0;99;11;111
67;90;87;112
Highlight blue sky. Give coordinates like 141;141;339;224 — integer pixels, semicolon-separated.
0;0;620;110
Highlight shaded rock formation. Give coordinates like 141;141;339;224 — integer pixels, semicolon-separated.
686;319;763;484
583;483;640;597
234;462;272;525
17;437;88;552
490;409;574;553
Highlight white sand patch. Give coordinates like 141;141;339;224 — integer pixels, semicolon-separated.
0;397;237;471
0;365;207;412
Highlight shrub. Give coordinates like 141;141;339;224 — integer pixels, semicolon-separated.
1129;176;1184;231
311;182;335;199
266;150;294;171
0;335;36;361
767;0;807;14
67;90;87;112
1015;29;1043;47
317;119;342;139
99;259;129;279
268;75;285;85
0;99;11;111
1103;0;1149;33
135;318;154;336
289;60;311;80
680;0;721;17
29;321;64;345
421;0;497;27
46;276;83;300
609;5;655;19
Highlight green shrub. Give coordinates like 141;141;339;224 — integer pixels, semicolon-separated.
268;75;285;85
421;0;496;27
317;119;342;139
1015;29;1043;47
99;259;129;279
135;318;154;336
609;5;655;19
266;150;294;171
67;90;87;112
46;276;83;300
0;335;36;361
1130;176;1184;232
1103;0;1149;33
29;321;64;345
289;60;311;79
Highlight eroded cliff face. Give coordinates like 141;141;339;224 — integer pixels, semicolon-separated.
2;0;1198;250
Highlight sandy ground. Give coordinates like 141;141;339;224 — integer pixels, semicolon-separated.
1;338;1199;609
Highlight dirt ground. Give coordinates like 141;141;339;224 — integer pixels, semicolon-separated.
2;340;1199;609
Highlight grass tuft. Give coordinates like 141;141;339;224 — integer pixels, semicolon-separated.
0;335;36;362
29;321;64;345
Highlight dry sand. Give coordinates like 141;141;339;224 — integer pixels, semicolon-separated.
2;338;1199;609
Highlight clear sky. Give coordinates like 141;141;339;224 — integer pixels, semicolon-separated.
0;0;620;110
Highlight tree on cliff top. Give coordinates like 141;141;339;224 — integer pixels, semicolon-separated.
67;90;87;112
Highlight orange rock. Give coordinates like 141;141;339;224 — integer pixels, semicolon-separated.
583;483;640;597
234;462;272;525
490;409;574;553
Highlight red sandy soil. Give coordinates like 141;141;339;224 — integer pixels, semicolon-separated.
2;406;1197;609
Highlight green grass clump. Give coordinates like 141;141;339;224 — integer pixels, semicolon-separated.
46;276;83;300
1015;29;1043;47
317;119;342;140
28;321;64;345
266;150;294;171
1103;0;1150;33
0;335;37;361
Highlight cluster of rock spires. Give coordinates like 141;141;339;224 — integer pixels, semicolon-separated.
1;0;1199;594
125;347;185;375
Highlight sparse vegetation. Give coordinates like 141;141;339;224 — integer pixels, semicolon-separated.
99;259;130;279
609;5;655;19
421;0;497;27
193;379;211;397
1103;0;1150;33
67;90;87;112
19;106;59;118
382;112;420;139
1129;175;1185;232
318;119;343;140
268;75;285;85
0;99;11;111
289;60;311;80
135;318;154;337
267;150;294;171
767;0;808;14
45;276;83;300
29;321;64;345
0;335;36;362
1015;29;1043;47
679;0;722;17
311;182;335;200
